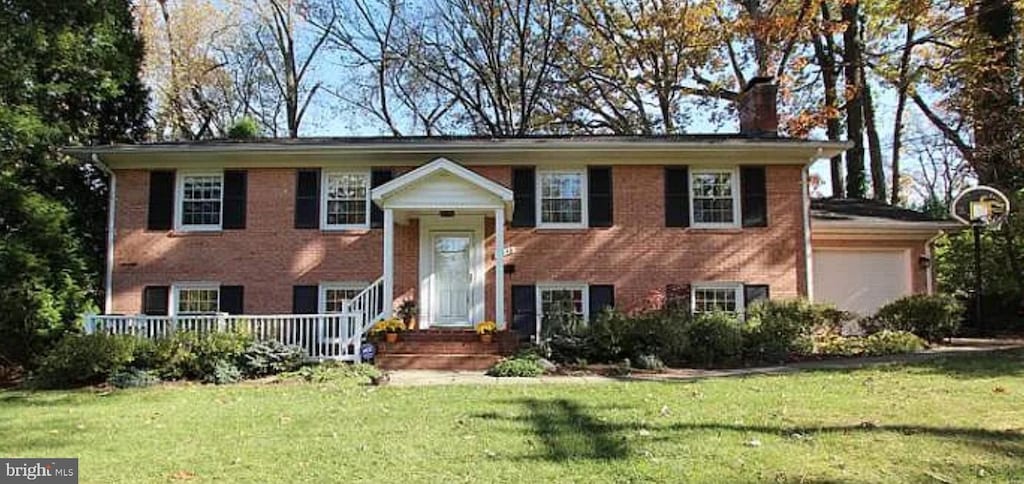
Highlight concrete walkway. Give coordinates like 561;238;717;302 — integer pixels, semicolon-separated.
386;338;1024;387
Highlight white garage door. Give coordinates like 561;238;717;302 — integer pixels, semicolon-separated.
813;249;912;316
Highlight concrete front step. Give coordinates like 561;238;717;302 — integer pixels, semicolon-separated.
376;354;504;371
392;330;518;343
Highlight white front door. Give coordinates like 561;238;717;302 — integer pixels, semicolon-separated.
431;232;473;327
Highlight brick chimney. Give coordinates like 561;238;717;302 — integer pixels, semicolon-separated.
738;76;778;137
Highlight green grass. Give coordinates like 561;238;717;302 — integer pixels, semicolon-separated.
3;351;1023;483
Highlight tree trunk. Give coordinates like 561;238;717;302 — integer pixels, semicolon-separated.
842;0;866;199
890;23;916;206
814;2;844;197
862;67;886;202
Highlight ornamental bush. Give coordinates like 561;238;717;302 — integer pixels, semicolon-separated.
150;330;253;380
743;299;845;363
865;294;964;342
486;356;545;377
238;340;305;378
862;331;926;356
683;312;743;367
108;368;160;389
32;333;138;388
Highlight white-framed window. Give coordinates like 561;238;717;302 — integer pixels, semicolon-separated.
691;283;744;314
321;171;370;229
172;283;220;315
690;168;740;228
537;283;589;327
176;172;224;231
537;170;587;228
318;282;367;314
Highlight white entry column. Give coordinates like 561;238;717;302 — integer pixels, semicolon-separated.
382;208;394;318
494;208;505;329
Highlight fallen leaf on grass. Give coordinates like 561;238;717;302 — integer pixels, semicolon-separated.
169;470;196;481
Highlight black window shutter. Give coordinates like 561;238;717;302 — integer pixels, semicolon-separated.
588;167;613;227
292;285;319;314
588;285;615;322
142;286;169;316
511;285;536;340
664;167;690;227
741;166;768;227
294;169;320;229
511;167;535;228
743;284;770;307
147;171;175;230
219;286;244;314
370;168;393;228
222;171;247;230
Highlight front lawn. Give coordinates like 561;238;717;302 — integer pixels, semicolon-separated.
2;351;1023;483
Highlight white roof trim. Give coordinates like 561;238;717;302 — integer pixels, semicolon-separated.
371;157;514;203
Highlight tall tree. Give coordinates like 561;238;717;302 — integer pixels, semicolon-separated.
246;0;333;137
0;0;148;366
842;0;867;198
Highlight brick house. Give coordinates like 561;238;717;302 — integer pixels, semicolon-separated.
70;80;954;368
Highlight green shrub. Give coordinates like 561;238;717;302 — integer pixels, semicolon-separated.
227;116;260;139
32;333;139;388
684;312;743;367
108;368;160;389
862;330;926;356
590;308;689;366
540;312;593;364
813;333;865;357
151;331;253;380
866;294;963;342
203;360;242;385
633;353;665;371
486;356;545;377
743;299;838;363
239;340;305;378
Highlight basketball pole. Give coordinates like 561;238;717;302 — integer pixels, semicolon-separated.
972;223;984;331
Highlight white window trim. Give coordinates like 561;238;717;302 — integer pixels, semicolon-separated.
318;281;368;314
535;283;590;339
171;282;221;316
175;170;224;232
690;282;745;314
689;167;741;229
320;169;372;231
536;169;588;229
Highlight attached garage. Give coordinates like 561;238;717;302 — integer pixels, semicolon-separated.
810;199;960;317
813;249;912;316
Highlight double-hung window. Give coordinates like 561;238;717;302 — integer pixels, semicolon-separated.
691;283;744;314
173;284;220;315
537;284;589;327
319;282;366;314
177;172;223;231
537;170;586;228
322;171;370;229
690;168;740;228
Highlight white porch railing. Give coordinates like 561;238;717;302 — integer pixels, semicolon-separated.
82;277;389;362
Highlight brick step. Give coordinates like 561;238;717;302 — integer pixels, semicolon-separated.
376;354;503;371
376;340;516;355
386;331;518;344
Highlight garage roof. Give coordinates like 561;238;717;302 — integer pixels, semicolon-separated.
811;198;962;237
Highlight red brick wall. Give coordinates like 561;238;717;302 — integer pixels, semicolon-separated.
110;165;808;319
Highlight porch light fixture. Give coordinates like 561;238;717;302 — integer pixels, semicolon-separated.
439;210;455;218
918;255;931;270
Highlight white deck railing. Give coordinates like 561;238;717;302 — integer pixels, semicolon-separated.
84;313;362;361
83;277;389;362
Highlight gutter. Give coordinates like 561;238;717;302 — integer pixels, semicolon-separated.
88;153;116;314
802;165;814;301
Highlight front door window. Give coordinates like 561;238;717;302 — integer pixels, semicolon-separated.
432;233;472;326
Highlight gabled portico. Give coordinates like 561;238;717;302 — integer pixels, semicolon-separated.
371;157;514;329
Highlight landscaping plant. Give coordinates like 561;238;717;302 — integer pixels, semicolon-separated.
865;294;964;342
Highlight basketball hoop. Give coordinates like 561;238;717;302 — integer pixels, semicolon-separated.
951;186;1010;229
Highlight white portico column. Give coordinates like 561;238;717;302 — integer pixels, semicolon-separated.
494;208;506;329
383;208;394;318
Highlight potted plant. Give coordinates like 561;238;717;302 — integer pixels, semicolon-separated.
475;321;497;343
397;300;418;330
370;317;406;343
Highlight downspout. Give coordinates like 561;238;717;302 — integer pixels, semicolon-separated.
92;153;116;314
925;232;944;294
802;158;815;301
